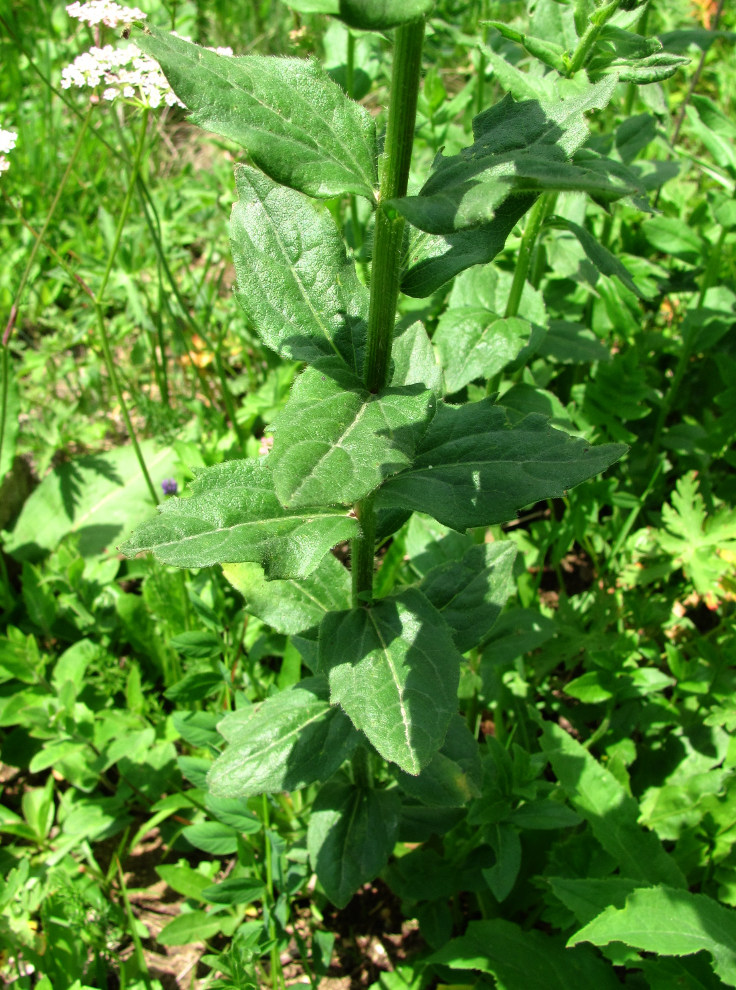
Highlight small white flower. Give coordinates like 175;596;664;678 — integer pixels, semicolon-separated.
0;128;17;154
66;1;147;28
0;129;17;176
60;30;234;110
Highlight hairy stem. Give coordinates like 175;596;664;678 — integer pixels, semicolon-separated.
351;18;425;606
504;192;552;319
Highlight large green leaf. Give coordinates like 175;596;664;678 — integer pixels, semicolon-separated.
307;778;401;907
391;81;634;235
540;721;687;888
430;918;620;989
433;265;543;393
136;28;376;198
208;677;359;798
223;552;351;635
230;165;368;370
396;715;482;807
419;542;517;653
268;360;436;508
569;887;736;988
119;459;358;579
401;195;535;297
287;0;434;29
5;441;176;561
318;588;461;774
376;401;626;531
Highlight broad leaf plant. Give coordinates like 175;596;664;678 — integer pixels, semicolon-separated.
121;0;675;907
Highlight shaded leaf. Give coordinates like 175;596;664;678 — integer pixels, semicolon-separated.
546;217;643;297
201;877;265;905
396;715;482;807
287;0;435;29
401;195;535;297
307;778;401;907
119;459;358;580
430;918;620;989
391;82;628;235
319;588;461;774
6;441;176;561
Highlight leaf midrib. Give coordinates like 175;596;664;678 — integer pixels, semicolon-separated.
189;47;375;191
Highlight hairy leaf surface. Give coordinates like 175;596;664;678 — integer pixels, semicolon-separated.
318;588;461;774
268;360;436;508
208;677;358;798
136;28;377;198
231;165;368;370
223;553;351;635
376;401;626;530
119;459;358;579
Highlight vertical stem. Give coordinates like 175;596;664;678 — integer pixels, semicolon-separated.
565;0;621;77
504;192;552;319
364;18;425;393
350;18;425;606
351;494;376;604
94;109;159;506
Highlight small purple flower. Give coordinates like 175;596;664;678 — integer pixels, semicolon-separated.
161;478;178;496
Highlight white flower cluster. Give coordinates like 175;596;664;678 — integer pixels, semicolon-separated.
0;128;17;176
66;1;146;28
61;43;186;108
61;0;234;111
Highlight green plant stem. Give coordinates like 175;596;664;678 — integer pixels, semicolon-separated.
645;221;725;470
351;494;377;605
504;192;552;318
94;109;159;506
116;858;156;990
364;18;425;393
566;0;620;76
351;17;425;606
351;745;372;788
475;0;490;117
